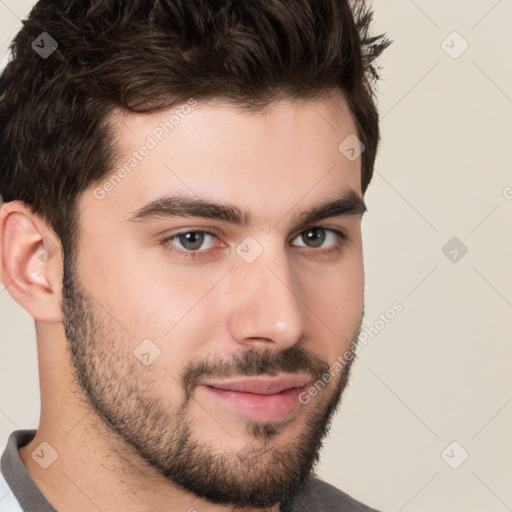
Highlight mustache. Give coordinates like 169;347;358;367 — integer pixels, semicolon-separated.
180;345;330;400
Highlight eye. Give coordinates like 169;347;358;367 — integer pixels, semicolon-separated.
161;227;347;262
291;227;345;249
165;230;218;251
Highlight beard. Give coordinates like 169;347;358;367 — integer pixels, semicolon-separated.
61;250;361;509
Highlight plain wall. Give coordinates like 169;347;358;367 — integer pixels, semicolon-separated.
1;1;511;511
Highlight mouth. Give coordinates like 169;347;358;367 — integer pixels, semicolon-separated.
198;374;312;422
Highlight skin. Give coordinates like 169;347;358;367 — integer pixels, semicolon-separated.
0;89;365;512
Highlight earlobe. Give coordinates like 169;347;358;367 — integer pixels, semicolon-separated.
0;201;62;322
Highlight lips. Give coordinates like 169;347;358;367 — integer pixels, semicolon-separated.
201;374;312;395
198;374;313;421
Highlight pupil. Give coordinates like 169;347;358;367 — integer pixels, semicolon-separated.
180;232;204;250
303;228;325;247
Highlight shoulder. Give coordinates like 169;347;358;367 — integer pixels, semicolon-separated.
284;476;381;512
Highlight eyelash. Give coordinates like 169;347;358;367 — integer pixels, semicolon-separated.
161;227;348;262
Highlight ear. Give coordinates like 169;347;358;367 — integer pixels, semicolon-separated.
0;201;62;322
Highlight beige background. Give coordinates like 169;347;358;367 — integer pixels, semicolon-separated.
1;1;511;511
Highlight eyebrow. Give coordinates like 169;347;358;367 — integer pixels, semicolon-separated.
127;189;366;227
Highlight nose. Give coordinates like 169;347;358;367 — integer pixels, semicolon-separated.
226;242;305;350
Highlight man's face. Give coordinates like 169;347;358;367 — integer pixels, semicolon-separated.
62;90;365;508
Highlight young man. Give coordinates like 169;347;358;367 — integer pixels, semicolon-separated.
0;1;389;510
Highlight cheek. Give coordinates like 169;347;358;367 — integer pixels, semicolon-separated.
78;231;224;339
300;246;364;352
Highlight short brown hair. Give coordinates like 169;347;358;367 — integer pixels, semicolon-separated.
0;0;390;257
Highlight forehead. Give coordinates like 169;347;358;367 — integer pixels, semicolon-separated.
82;91;362;228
